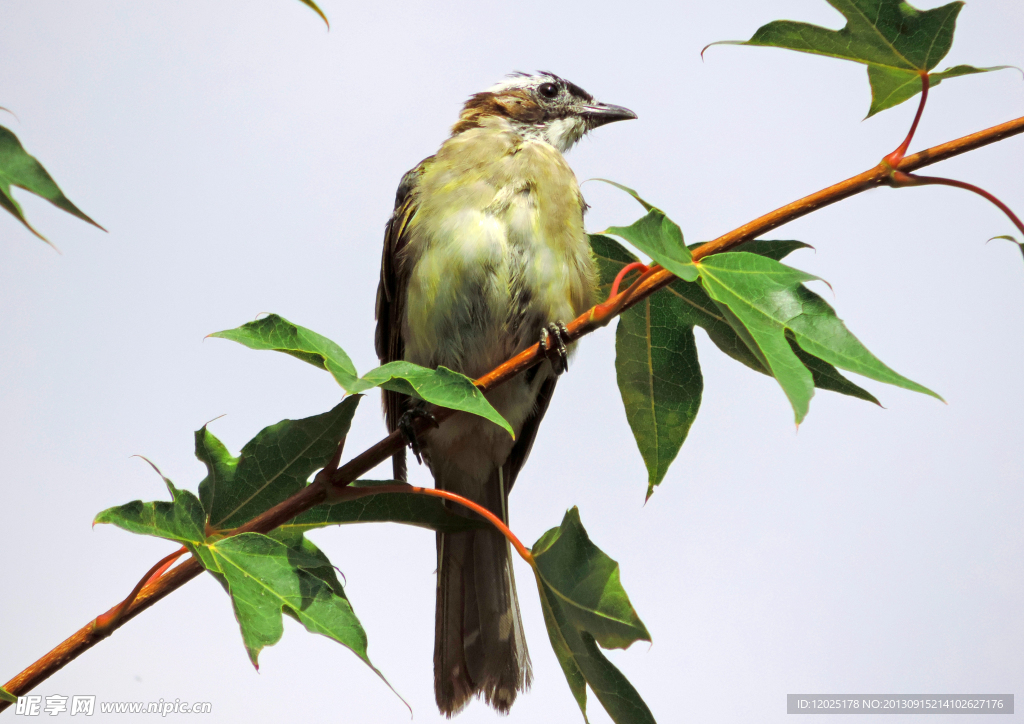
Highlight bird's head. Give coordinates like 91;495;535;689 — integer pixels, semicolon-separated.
451;72;636;153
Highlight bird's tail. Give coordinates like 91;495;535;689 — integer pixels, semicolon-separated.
434;465;531;716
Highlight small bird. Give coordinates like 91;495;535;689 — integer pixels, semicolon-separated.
375;72;635;716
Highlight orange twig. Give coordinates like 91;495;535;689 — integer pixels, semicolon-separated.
3;112;1023;712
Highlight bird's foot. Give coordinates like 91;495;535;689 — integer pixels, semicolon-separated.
539;321;570;376
397;408;438;465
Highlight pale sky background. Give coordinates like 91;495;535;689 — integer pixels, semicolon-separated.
2;1;1023;722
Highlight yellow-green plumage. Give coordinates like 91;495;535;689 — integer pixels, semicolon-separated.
403;113;596;406
374;72;632;717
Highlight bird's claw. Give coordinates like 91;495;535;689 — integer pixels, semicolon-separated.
539;322;570;375
398;408;438;464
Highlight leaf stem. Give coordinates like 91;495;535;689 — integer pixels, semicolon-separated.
884;72;930;168
3;111;1023;711
337;485;534;564
591;264;663;323
890;171;1024;239
91;547;187;635
609;261;650;298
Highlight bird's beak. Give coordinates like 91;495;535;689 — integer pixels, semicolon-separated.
582;102;638;128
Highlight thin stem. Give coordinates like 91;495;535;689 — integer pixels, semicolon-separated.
93;546;187;634
620;265;666;305
147;549;185;583
885;72;930;168
592;264;663;321
609;261;649;298
891;171;1024;238
690;114;1024;264
3;112;1023;711
338;485;534;564
312;434;347;487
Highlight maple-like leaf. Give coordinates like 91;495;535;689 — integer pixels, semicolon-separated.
708;0;1013;116
532;508;654;724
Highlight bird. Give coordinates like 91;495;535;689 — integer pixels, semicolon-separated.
374;71;635;716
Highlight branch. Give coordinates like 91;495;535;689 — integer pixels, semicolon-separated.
3;112;1023;710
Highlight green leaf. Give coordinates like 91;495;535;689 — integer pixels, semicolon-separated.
200;532;379;674
94;459;206;547
593;234;700;497
276;480;485;535
688;244;877;404
287;534;346;594
0;124;102;245
297;0;329;27
593;232;644;290
532;508;654;724
989;234;1024;266
697;252;939;423
209;314;359;390
709;0;1014;116
741;1;962;71
0;687;17;704
533;508;650;649
791;339;880;405
353;362;514;438
615;281;703;499
194;423;238;504
867;64;1015;117
593;180;698;282
211;316;512;435
718;239;813;261
593;235;878;495
199;397;360;530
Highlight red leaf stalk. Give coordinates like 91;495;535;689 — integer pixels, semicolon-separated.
890;170;1024;239
337;485;534;564
885;72;930;168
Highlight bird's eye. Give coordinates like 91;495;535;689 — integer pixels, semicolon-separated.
538;82;559;99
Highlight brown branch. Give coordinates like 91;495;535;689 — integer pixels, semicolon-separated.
2;559;205;706
3;112;1022;712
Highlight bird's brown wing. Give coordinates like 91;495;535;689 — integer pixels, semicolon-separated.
375;157;433;481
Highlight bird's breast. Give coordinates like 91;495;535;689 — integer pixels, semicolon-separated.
401;125;597;381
